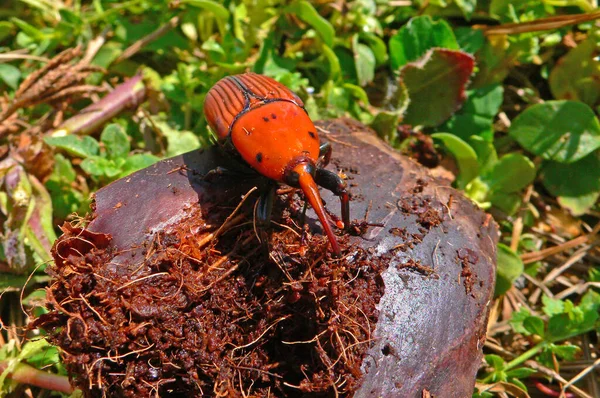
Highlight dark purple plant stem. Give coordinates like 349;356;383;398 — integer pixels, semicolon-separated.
0;360;73;394
50;74;146;137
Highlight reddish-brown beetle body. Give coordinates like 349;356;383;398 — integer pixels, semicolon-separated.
204;73;350;256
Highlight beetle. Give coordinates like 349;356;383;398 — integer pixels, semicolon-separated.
203;73;350;256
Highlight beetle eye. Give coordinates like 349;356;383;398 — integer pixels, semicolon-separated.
286;171;300;187
285;163;315;188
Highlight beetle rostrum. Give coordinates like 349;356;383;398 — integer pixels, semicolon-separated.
204;73;350;256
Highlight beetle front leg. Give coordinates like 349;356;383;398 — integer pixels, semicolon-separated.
255;183;277;227
315;168;350;229
318;142;332;167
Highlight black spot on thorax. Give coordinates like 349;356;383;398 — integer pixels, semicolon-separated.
308;131;316;139
256;152;263;163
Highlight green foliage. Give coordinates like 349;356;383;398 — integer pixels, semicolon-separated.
495;244;524;296
389;16;459;70
2;1;600;395
509;100;600;164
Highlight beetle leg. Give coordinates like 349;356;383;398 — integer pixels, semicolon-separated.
255;184;277;227
318;142;332;167
315;168;350;229
202;166;235;182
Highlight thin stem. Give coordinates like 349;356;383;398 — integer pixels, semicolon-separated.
505;343;546;372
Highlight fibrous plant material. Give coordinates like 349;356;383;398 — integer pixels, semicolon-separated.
35;119;497;397
37;201;386;397
0;46;105;126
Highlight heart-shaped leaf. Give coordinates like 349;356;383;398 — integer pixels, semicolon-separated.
389;16;459;70
400;49;474;127
549;30;600;107
509;100;600;163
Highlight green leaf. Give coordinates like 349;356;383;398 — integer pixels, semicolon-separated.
359;32;388;66
44;135;100;158
485;354;505;370
510;307;532;334
489;191;522;216
455;0;477;19
80;157;122;178
541;153;600;215
455;27;485;54
119;154;160;178
101;123;130;160
401;49;474;127
523;316;545;337
505;367;536;379
177;0;230;20
286;1;334;47
0;64;21;89
495;243;524;296
549;30;600;107
10;17;45;40
485;154;535;193
438;84;504;141
389;16;459;70
322;44;341;81
431;133;479;189
353;35;376;87
509;100;600;163
542;295;565;317
0;21;13;42
469;136;498;175
550;344;580;361
18;339;50;361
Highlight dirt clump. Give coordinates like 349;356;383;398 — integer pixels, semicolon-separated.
35;202;388;397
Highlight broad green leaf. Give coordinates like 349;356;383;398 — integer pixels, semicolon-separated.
485;354;505;370
286;1;334;47
523;316;545;337
0;64;21;89
177;0;230;20
81;157;122;178
455;0;477;19
101;124;130;160
489;191;522;216
44;135;100;158
541;153;600;215
485;154;535;193
0;21;13;42
10;17;45;39
549;30;600;107
431;133;479;188
509;100;600;163
389;16;459;70
401;49;474;127
359;32;388;66
495;243;524;296
119;154;160;178
469;136;498;175
455;27;485;54
353;35;376;87
438;84;504;141
558;193;600;217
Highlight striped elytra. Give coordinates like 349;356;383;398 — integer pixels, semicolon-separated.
204;73;304;140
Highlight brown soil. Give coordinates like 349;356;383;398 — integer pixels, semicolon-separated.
35;197;388;397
